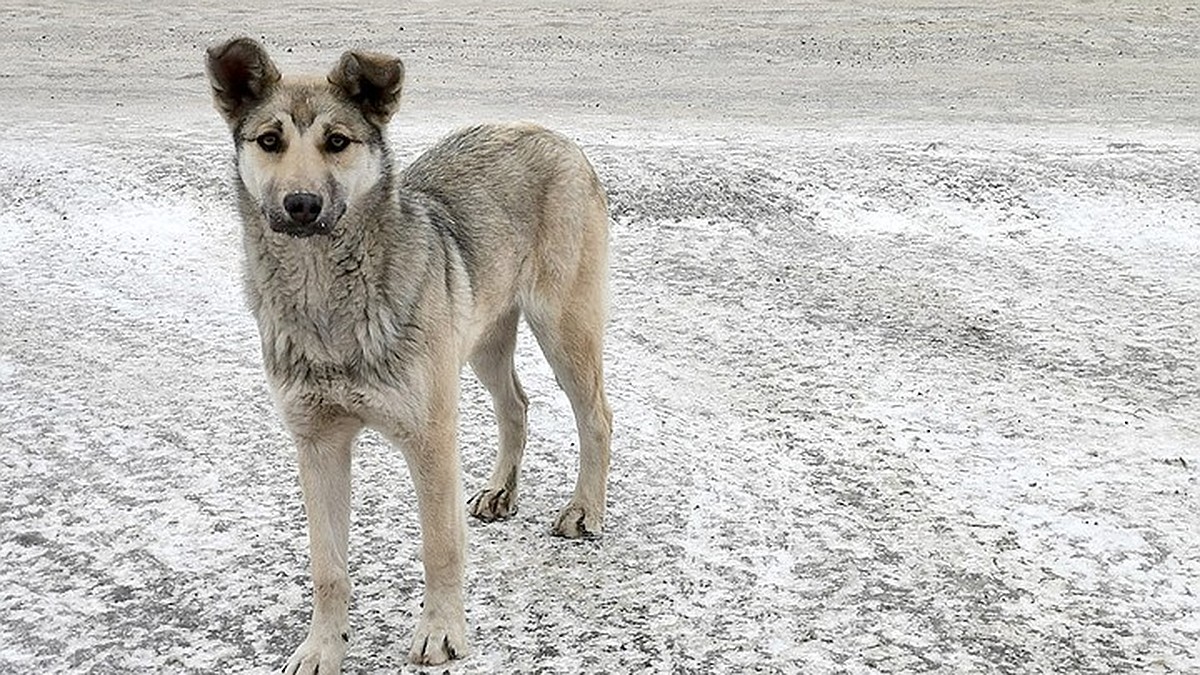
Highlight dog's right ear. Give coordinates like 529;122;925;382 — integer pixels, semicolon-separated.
206;37;281;124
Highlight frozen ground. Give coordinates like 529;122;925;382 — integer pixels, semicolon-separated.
1;1;1198;673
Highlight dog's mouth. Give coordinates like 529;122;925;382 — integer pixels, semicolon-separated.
268;217;333;238
265;202;348;238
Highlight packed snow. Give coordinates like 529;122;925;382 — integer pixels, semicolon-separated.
1;2;1197;673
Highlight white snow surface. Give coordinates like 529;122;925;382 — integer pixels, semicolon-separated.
1;1;1198;673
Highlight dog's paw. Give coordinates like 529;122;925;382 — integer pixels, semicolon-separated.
408;610;467;665
551;502;603;539
282;630;348;674
467;487;517;522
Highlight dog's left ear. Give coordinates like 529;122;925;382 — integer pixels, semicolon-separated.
328;51;405;126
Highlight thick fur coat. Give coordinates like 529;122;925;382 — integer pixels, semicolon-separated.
206;37;612;672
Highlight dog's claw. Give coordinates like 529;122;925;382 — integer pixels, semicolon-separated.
283;631;346;675
408;602;467;665
468;487;517;522
551;503;603;539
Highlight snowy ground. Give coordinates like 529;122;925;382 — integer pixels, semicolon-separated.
1;2;1198;673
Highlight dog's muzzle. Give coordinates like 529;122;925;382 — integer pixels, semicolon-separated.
269;192;341;238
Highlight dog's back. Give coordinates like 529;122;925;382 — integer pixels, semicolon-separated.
399;123;609;323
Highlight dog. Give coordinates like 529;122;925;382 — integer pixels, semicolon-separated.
205;37;613;672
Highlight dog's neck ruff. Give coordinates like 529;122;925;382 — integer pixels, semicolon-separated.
240;179;438;390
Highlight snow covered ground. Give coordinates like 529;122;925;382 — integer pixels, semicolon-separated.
1;1;1198;673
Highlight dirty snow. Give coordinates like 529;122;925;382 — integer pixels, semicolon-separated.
1;1;1198;673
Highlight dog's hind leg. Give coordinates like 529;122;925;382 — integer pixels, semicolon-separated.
283;413;362;675
525;230;613;538
527;302;612;538
467;308;529;522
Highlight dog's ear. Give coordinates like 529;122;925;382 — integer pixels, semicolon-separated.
328;51;405;125
206;37;281;124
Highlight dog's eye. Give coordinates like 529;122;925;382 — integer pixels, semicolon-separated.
325;134;351;153
256;132;282;153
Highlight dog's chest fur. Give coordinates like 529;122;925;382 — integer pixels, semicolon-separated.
243;214;443;406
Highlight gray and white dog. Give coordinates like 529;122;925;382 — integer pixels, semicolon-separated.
206;37;613;672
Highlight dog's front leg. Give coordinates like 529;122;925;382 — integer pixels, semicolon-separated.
283;414;361;675
389;393;468;665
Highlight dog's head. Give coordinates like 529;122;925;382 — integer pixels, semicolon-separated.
206;38;404;238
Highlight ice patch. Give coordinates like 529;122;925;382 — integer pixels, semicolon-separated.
817;195;930;237
0;216;28;253
0;357;14;383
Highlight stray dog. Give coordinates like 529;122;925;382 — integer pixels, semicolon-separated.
205;37;613;672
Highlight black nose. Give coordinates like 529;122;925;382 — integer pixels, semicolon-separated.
283;192;323;225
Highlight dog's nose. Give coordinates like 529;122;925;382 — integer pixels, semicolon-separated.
283;192;323;225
